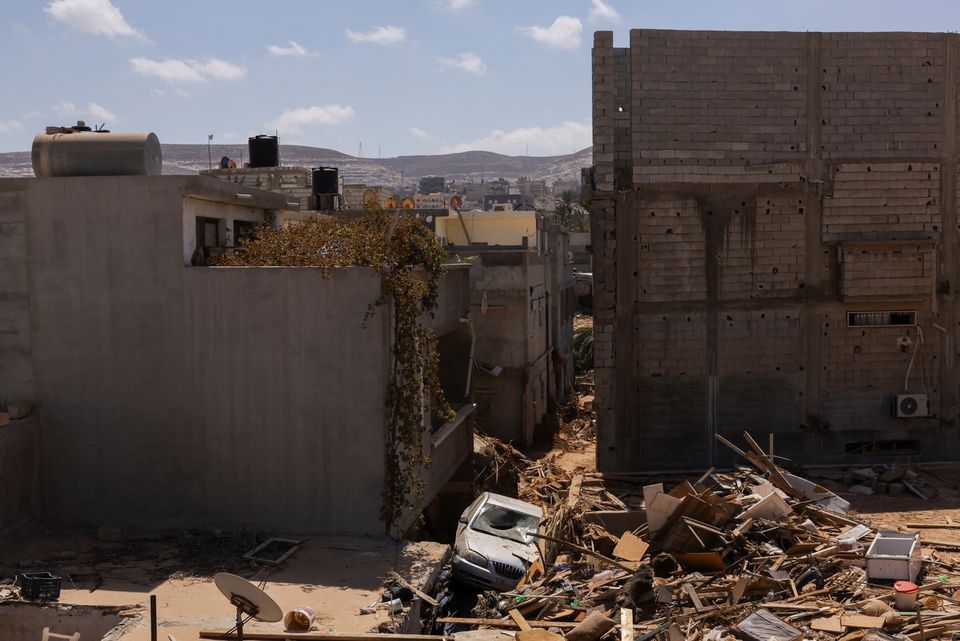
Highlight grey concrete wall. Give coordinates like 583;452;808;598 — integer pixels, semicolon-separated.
0;184;33;401
0;419;39;536
0;184;37;535
14;177;397;534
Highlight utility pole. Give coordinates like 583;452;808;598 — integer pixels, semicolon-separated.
207;134;213;170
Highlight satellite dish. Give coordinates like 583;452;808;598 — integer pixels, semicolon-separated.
385;196;399;209
214;572;283;641
450;195;464;211
401;197;416;209
362;188;378;207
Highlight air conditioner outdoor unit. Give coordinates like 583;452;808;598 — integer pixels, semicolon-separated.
893;394;928;418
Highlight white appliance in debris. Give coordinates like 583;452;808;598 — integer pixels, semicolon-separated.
893;393;928;418
866;531;921;582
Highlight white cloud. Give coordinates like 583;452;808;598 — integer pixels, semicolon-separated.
451;121;590;155
267;40;312;57
345;25;406;46
588;0;619;22
438;52;486;75
129;57;246;83
434;0;477;9
519;16;582;50
53;101;80;118
0;120;24;135
267;105;356;134
409;127;430;140
44;0;146;40
52;101;117;123
409;127;440;141
87;102;115;122
198;58;246;80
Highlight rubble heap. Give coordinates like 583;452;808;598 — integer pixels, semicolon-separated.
440;432;960;641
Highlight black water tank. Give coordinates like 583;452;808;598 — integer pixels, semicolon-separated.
248;135;279;168
312;167;339;196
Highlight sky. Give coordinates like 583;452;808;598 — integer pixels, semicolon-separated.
4;0;960;156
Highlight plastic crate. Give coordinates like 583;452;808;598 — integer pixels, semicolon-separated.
17;571;61;601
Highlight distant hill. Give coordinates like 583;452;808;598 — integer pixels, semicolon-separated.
0;144;592;186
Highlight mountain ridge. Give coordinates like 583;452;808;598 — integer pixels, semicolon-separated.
0;144;592;186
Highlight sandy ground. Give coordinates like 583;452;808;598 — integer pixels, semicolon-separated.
1;532;448;640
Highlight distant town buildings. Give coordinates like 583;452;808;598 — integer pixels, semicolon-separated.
419;175;445;194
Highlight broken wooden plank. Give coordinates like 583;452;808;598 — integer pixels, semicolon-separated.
917;538;960;549
388;571;439;607
200;633;451;641
763;603;825;612
509;609;533;632
612;531;649;562
682;583;705;613
731;576;750;606
567;474;584;510
527;532;636;572
517;631;564;641
840;614;885;629
435;618;581;630
906;523;960;529
907;627;947;641
621;608;634;641
715;434;749;459
810;617;845;633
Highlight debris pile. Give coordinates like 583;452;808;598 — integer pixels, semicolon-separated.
439;432;960;641
841;466;933;500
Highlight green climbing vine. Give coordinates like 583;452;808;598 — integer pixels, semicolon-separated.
215;211;452;532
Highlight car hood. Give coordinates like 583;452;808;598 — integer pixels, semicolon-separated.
457;526;540;566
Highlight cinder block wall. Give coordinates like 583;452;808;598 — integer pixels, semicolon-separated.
589;29;960;471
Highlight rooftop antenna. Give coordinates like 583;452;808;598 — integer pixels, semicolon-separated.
213;573;282;641
359;141;363;158
275;129;280;166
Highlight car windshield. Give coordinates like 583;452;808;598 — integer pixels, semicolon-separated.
470;503;540;544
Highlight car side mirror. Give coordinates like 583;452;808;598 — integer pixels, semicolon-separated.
458;516;468;524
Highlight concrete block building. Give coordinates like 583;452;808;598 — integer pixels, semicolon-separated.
587;29;960;470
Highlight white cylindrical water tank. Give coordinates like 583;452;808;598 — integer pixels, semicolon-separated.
32;131;162;177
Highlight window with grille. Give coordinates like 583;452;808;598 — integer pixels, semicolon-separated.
846;311;916;327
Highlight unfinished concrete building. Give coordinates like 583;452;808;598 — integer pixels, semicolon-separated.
587;29;960;470
438;211;574;445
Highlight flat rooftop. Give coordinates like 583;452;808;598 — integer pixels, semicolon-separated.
0;529;448;640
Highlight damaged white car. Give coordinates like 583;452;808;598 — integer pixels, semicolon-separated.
452;492;543;591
